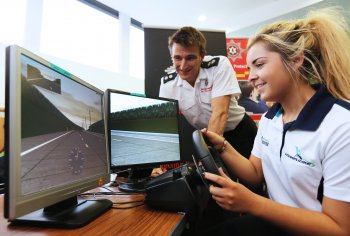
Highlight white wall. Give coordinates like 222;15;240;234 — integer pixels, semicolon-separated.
0;1;144;108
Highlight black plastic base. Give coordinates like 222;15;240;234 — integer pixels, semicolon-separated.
145;164;209;222
117;179;147;193
11;198;113;229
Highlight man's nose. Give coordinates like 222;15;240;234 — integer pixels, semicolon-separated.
179;59;186;70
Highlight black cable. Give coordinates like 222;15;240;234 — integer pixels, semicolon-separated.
80;191;142;196
101;186;114;192
80;186;144;196
79;188;145;208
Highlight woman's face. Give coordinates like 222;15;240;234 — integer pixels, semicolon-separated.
247;41;294;103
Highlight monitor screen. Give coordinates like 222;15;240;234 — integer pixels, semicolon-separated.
106;90;182;188
4;45;112;228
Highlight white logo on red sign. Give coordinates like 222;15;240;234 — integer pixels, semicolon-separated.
227;39;243;62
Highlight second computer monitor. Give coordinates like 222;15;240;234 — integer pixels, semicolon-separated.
106;89;182;172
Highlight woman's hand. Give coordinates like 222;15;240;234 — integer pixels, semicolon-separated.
205;167;262;214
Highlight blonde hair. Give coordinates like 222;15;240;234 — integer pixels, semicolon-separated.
248;7;350;100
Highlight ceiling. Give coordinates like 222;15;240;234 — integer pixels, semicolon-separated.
98;0;324;35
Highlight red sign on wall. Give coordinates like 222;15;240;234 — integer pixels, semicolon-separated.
226;38;249;80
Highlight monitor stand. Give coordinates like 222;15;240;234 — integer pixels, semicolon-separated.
11;196;113;228
116;167;153;193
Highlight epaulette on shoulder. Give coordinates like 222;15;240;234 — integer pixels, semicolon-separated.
163;71;177;84
201;57;220;68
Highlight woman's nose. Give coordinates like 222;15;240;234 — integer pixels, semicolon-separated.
248;72;257;82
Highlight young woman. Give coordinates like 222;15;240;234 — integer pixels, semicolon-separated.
203;7;350;235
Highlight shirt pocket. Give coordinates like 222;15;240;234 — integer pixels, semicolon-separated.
199;91;211;104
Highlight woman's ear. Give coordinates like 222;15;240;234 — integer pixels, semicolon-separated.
292;52;304;70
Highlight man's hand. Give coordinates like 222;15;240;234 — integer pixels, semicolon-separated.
151;167;167;177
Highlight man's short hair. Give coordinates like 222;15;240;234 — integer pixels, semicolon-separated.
239;81;254;98
168;26;207;57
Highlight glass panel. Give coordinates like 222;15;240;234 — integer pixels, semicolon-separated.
0;0;26;45
40;0;119;72
129;25;144;79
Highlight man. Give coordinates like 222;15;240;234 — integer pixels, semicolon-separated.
238;81;269;114
159;26;257;158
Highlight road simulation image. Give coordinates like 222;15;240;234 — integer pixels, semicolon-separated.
108;92;181;167
110;130;180;166
20;55;107;195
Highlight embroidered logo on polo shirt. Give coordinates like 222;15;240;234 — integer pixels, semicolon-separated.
284;146;315;167
261;136;269;146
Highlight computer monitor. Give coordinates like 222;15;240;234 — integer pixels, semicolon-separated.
4;45;112;228
106;89;182;192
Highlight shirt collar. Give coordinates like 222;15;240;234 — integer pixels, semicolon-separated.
176;69;206;87
198;68;207;80
176;75;183;87
265;86;337;131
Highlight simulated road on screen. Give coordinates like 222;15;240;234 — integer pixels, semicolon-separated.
21;130;107;195
110;130;180;166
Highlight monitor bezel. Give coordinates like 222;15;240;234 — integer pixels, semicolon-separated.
106;89;183;172
4;45;110;220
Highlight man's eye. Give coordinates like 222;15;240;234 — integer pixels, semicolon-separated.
186;56;197;61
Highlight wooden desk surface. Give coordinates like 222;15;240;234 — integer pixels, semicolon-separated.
0;186;186;236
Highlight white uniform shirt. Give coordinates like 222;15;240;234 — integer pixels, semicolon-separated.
159;55;245;131
252;86;350;211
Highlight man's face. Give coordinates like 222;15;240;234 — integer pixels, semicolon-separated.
170;43;203;86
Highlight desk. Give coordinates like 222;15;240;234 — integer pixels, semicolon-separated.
0;186;187;236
